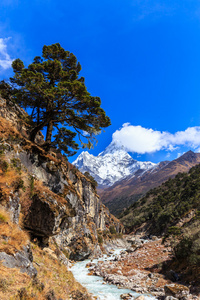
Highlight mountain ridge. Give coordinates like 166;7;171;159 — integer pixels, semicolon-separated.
99;150;200;215
73;141;156;187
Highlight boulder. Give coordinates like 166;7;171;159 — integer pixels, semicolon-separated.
134;296;145;300
120;293;133;299
0;245;37;277
164;284;189;299
166;270;180;282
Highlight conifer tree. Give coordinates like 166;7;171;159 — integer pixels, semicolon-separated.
10;43;111;156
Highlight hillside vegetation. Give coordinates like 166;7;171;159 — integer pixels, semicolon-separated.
120;164;200;281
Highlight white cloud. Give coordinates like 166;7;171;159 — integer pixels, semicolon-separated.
0;37;13;70
195;147;200;153
112;124;200;154
177;152;183;158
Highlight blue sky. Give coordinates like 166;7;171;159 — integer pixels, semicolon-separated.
1;0;200;163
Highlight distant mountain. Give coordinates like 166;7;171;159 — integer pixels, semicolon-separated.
72;141;156;187
98;150;200;215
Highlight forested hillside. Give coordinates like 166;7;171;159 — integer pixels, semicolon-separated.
121;164;200;233
120;164;200;284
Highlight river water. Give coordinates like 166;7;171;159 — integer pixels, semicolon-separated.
70;249;156;300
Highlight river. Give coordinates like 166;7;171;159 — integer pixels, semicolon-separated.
70;249;156;300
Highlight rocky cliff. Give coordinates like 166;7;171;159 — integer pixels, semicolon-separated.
0;96;123;262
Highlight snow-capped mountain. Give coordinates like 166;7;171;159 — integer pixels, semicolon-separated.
72;141;156;187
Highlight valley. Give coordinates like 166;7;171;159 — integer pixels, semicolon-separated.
74;145;200;216
1;2;200;299
73;137;200;299
0;96;199;299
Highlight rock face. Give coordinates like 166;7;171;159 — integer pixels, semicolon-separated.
0;96;123;260
0;245;37;278
18;149;122;259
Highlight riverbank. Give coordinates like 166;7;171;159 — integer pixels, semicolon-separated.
70;246;155;300
89;237;199;299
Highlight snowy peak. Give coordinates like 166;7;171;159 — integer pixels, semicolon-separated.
72;142;156;187
99;141;128;156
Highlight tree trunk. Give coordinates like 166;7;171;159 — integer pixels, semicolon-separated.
46;120;53;145
30;120;49;142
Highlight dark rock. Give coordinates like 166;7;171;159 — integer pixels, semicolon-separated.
166;270;180;282
70;290;89;300
24;193;67;244
18;287;28;299
126;247;136;253
32;278;45;292
148;272;154;278
120;293;133;299
45;289;57;300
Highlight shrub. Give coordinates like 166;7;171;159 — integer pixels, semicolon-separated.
1;160;9;173
11;158;22;173
84;172;98;189
167;226;181;236
0;209;9;223
109;225;116;235
173;219;200;267
13;178;25;192
30;175;34;196
0;278;10;293
174;237;193;260
98;234;103;244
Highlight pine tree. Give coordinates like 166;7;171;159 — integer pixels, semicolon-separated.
10;43;111;156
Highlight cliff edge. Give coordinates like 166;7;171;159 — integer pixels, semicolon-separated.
0;96;123;298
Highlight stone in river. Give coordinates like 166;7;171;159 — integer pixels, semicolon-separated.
120;293;133;299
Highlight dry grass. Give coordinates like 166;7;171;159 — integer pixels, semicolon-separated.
0;169;20;198
0;262;31;300
31;244;73;299
12;242;92;300
0;157;28;208
0;117;22;140
0;207;29;255
0;242;92;300
0;209;92;299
